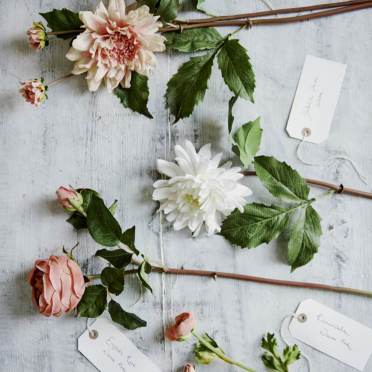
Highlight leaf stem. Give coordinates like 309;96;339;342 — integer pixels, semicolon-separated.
87;266;372;299
243;171;372;200
192;330;255;372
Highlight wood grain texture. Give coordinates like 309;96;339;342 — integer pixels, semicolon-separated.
0;0;372;371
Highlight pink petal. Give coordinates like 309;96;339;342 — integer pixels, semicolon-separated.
48;257;62;293
67;259;85;298
42;273;54;304
108;0;126;20
80;11;107;33
35;259;49;273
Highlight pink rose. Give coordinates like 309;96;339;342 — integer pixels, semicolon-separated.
28;255;85;317
166;312;196;341
184;363;196;372
27;22;48;50
19;79;47;107
56;186;84;213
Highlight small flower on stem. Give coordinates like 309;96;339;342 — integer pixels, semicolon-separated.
19;78;47;106
27;22;48;50
56;186;84;214
165;312;196;341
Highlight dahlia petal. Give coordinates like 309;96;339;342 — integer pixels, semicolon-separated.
108;0;126;20
71;32;93;52
96;1;109;18
80;11;107;33
66;47;82;61
157;160;182;178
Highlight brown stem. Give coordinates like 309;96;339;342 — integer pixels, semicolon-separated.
47;29;82;36
160;3;372;32
243;171;372;200
176;0;372;24
47;73;74;87
120;266;372;298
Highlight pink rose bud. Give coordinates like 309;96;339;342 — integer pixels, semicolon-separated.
19;79;47;107
28;255;85;317
27;22;48;50
166;312;196;341
56;186;84;213
184;363;196;372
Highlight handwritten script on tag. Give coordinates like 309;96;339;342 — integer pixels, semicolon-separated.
286;55;346;143
289;299;372;371
78;318;162;372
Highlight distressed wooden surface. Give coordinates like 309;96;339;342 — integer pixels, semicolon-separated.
1;0;372;371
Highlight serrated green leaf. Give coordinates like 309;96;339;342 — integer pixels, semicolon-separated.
261;332;301;372
254;156;310;202
114;72;153;118
288;205;322;271
217;39;255;102
138;259;152;293
157;0;180;22
87;195;122;247
101;267;124;295
95;248;133;269
66;213;87;230
137;0;159;12
220;203;293;248
227;95;238;133
78;285;107;318
165;28;223;53
120;226;139;255
40;8;82;39
108;300;147;330
232;117;262;168
166;51;217;123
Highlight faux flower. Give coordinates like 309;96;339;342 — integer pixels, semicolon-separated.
183;363;196;372
27;22;48;50
153;141;252;236
66;0;166;92
28;255;85;316
56;186;84;213
19;79;47;106
166;312;196;341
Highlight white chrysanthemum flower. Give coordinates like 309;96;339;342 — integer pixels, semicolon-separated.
153;141;252;236
66;0;166;92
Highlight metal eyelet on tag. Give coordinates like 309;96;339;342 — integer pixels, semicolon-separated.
89;330;99;339
302;127;311;137
297;313;307;323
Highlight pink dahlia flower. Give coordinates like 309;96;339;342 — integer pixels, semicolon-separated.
28;255;85;317
66;0;166;92
19;79;47;106
27;22;48;50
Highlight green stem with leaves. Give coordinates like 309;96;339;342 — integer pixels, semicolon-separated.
191;330;255;372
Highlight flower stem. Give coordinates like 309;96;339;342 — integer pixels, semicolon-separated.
192;331;255;372
47;74;74;87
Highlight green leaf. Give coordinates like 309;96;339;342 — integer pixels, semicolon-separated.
137;0;159;12
157;0;180;22
40;8;82;39
232;117;262;168
87;195;122;247
114;72;153;118
95;248;133;269
288;205;322;271
80;188;100;211
220;203;292;248
66;213;86;230
261;333;301;372
101;267;124;295
217;39;255;102
108;300;147;330
227;95;238;133
138;259;152;293
254;156;310;202
166;51;217;123
120;226;139;255
165;28;223;53
108;200;118;215
78;285;107;318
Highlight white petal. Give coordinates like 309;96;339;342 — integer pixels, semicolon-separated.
79;11;106;33
157;160;182;178
108;0;126;20
71;32;93;51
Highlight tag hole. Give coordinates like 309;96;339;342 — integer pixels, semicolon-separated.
89;330;99;339
302;128;312;137
297;313;307;323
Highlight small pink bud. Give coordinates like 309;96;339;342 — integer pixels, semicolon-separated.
27;22;48;50
19;79;47;107
56;186;84;213
165;312;196;341
183;363;196;372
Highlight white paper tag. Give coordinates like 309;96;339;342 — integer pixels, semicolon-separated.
78;318;162;372
286;55;346;143
289;299;372;371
